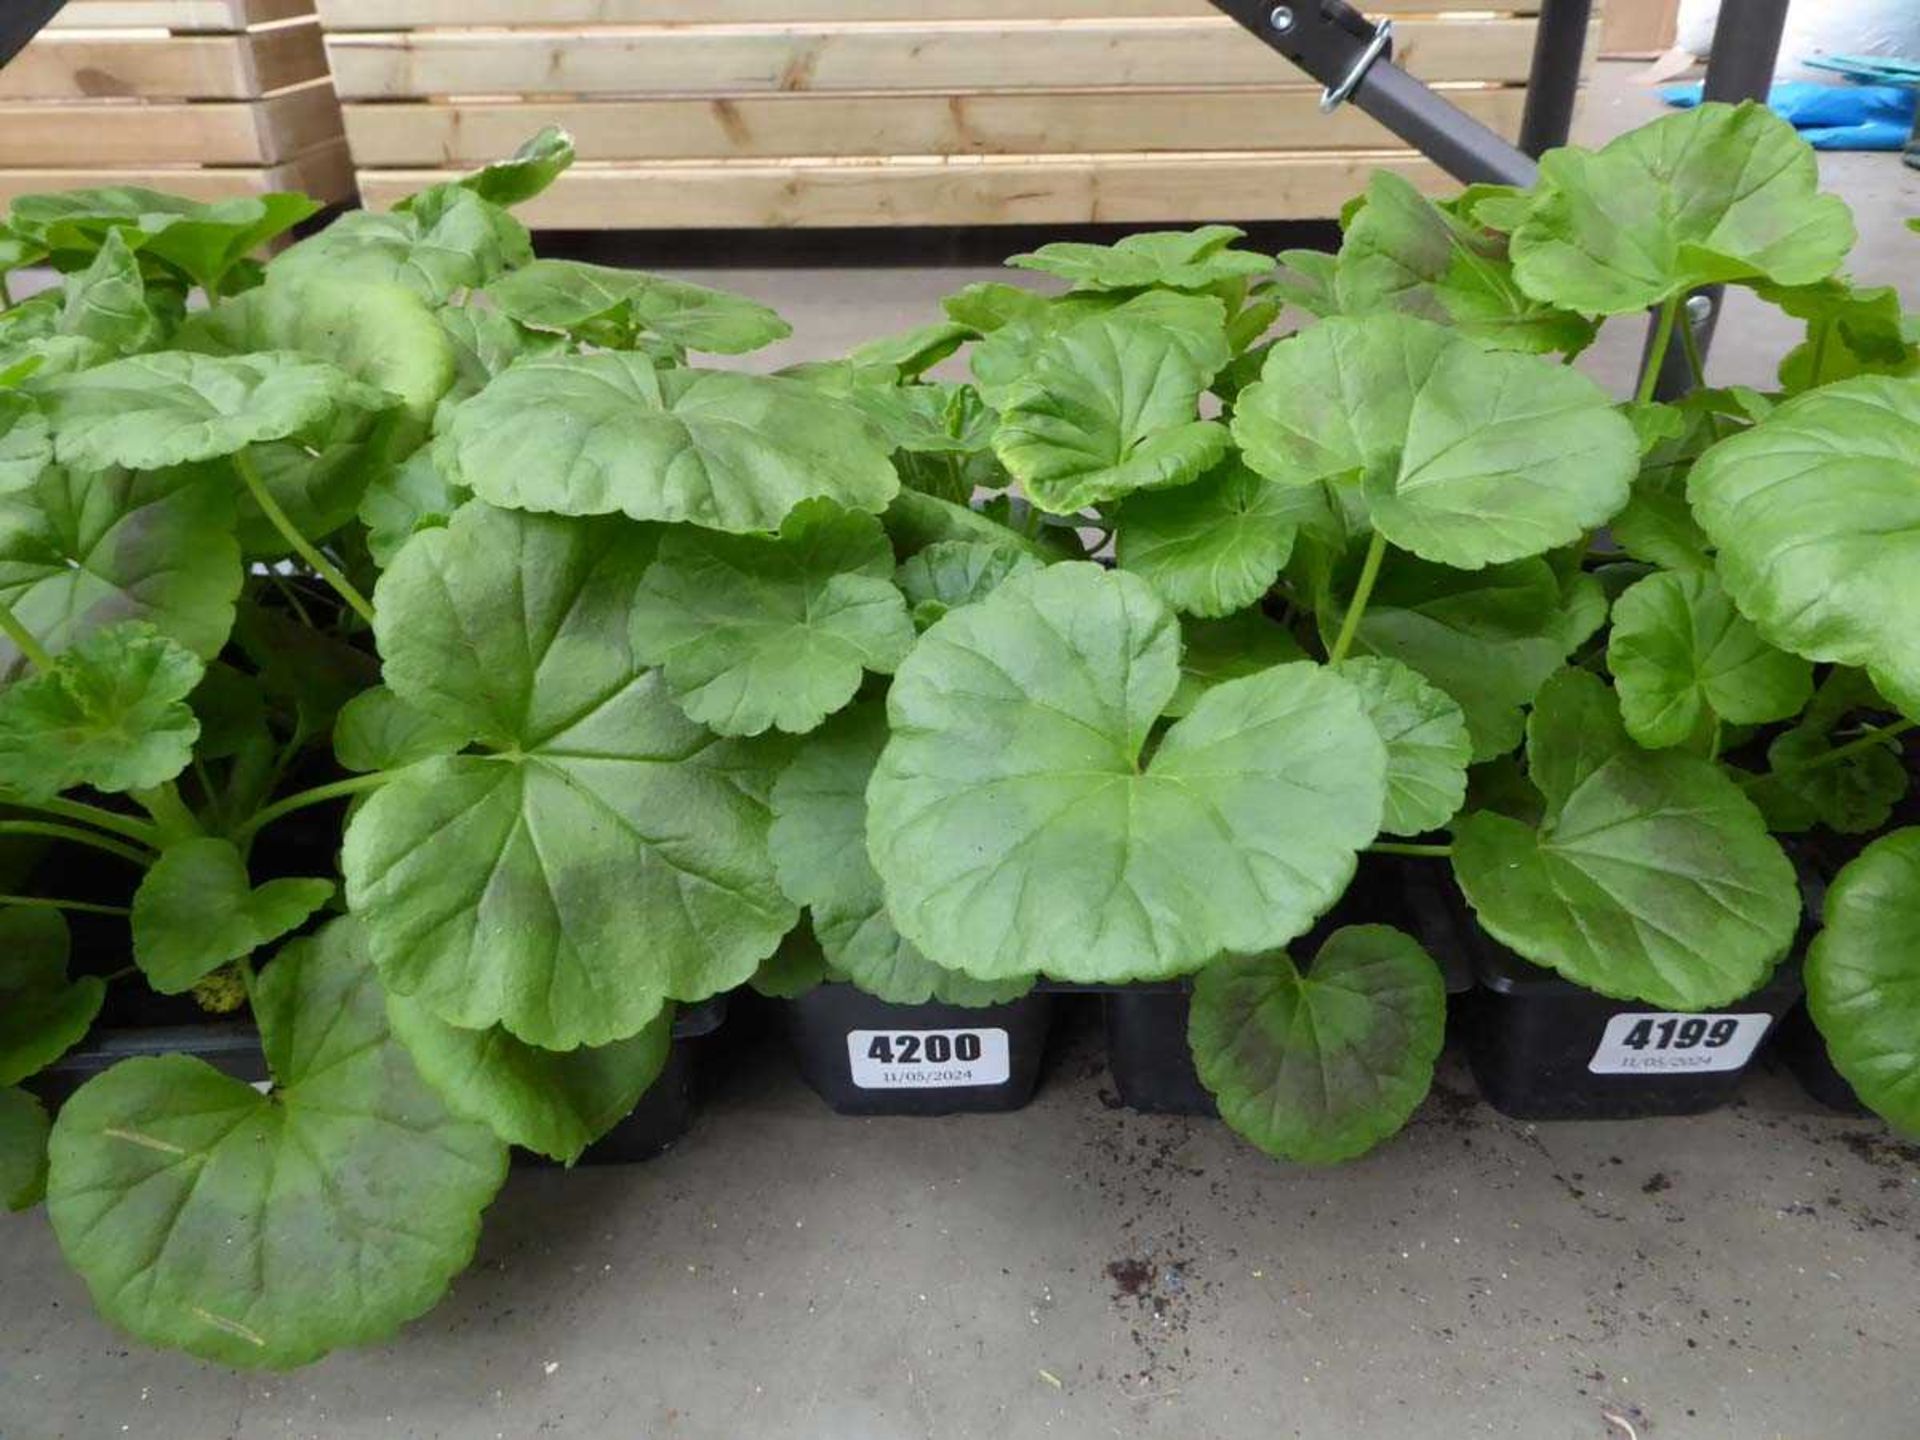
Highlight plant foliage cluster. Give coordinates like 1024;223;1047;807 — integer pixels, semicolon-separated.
0;104;1915;1366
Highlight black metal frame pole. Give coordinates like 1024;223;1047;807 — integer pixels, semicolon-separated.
1646;0;1793;398
1517;0;1595;157
0;0;64;70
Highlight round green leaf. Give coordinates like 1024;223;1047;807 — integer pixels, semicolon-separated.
441;351;897;533
1338;655;1470;837
1510;101;1855;314
970;289;1228;411
178;274;456;424
386;998;673;1164
42;351;388;472
46;917;507;1368
1452;668;1798;1010
0;908;100;1087
0;621;202;800
0;464;241;678
1008;226;1275;292
1807;828;1920;1132
1189;926;1446;1164
132;837;334;994
333;683;471;773
1115;457;1304;618
486;259;790;355
1233;314;1634;569
867;563;1387;983
895;538;1043;628
1687;376;1920;719
630;500;915;736
0;391;50;493
349;502;796;1048
992;313;1230;515
769;702;1033;1007
270;187;528;305
360;446;464;570
1607;569;1813;749
1;1084;49;1211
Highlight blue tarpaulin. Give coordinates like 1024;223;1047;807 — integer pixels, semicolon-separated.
1661;81;1917;150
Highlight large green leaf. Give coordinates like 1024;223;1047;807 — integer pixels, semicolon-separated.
0;909;100;1087
271;187;528;304
867;563;1386;982
970;289;1228;411
1335;172;1594;354
1510;101;1855;314
1606;569;1812;749
386;997;672;1164
993;313;1229;514
178;274;456;423
1338;656;1470;837
347;502;796;1047
1189;926;1445;1163
45;917;507;1368
630;500;914;736
9;188;317;296
0;1085;49;1211
1233;313;1634;568
1346;553;1602;760
486;259;790;355
1115;457;1305;618
132;837;334;995
441;352;898;532
1688;376;1920;719
0;392;50;494
1452;669;1797;1009
1806;828;1920;1133
768;702;1030;1007
0;464;241;678
1008;225;1274;292
0;621;202;799
42;352;388;472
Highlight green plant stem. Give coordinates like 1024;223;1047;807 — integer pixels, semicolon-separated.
232;771;389;843
0;892;130;917
1806;317;1833;386
19;795;161;846
231;449;377;626
1740;719;1917;789
1368;842;1453;859
0;600;54;673
135;782;201;841
1678;306;1711;390
0;820;152;867
1328;530;1389;667
1636;294;1683;406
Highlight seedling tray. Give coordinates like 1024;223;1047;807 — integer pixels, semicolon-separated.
784;983;1052;1115
34;999;728;1167
1459;923;1802;1120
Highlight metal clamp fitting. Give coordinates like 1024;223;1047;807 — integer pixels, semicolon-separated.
1319;17;1393;113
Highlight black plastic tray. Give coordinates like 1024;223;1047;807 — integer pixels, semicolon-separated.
784;983;1052;1115
33;999;726;1167
1459;921;1802;1121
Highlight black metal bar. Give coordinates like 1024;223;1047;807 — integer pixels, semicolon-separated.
1208;1;1539;186
1353;63;1539;187
1646;0;1793;399
1518;0;1596;157
0;0;65;72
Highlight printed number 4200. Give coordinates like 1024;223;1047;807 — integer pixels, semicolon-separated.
864;1032;982;1065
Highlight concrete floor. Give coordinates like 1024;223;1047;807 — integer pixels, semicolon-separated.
4;61;1920;1440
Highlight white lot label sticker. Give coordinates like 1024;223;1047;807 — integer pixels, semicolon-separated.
847;1028;1010;1089
1587;1012;1772;1074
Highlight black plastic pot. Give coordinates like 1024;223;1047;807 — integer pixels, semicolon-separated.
1102;985;1213;1115
1459;922;1803;1121
784;983;1053;1115
1772;1001;1870;1116
34;1000;726;1166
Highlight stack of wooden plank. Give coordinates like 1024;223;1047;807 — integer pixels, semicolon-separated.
0;0;352;207
319;1;1595;229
